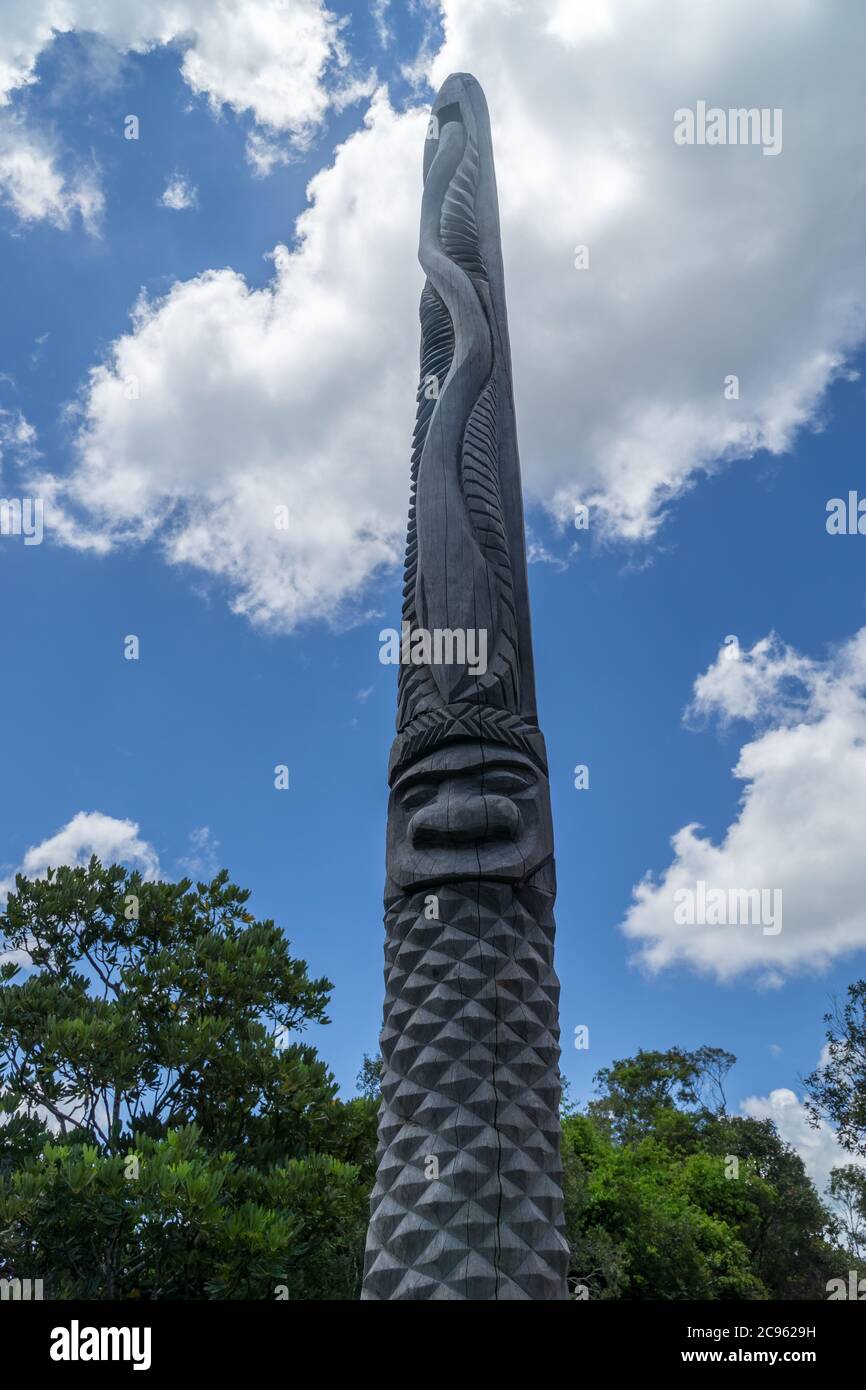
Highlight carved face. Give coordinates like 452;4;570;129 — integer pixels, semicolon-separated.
386;740;552;889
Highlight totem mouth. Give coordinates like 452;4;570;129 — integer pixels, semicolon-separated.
412;824;518;848
391;839;532;890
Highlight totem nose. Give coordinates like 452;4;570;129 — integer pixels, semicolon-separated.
409;794;520;847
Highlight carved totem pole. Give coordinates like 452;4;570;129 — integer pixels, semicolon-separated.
362;72;570;1301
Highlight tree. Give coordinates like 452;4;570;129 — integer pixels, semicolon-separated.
0;859;377;1299
587;1046;735;1145
565;1046;844;1299
703;1114;842;1300
827;1165;866;1262
4;861;854;1301
804;981;866;1156
356;1053;382;1102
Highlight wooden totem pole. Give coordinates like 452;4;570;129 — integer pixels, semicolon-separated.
362;72;570;1301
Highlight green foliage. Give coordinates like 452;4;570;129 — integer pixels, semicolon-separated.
2;858;861;1301
0;1126;370;1299
804;981;866;1157
587;1046;735;1144
565;1047;846;1300
0;860;335;1155
827;1164;866;1262
0;860;376;1299
356;1052;383;1102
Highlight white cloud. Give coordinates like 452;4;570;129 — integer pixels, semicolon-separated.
687;633;819;726
621;629;866;984
245;129;292;180
0;1;358;142
371;1;393;48
428;0;866;539
0;406;37;469
526;534;571;571
0;111;103;230
24;0;866;621
33;90;426;630
158;173;198;211
178;825;219;878
740;1086;866;1199
0;0;373;213
17;810;160;880
0;810;160;909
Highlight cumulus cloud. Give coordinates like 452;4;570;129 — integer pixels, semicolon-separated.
17;810;160;881
0;810;160;910
0;0;362;144
687;633;820;727
22;0;866;621
429;0;866;538
158;173;198;211
33;90;427;629
0;111;102;230
740;1086;866;1199
0;0;374;216
621;629;866;984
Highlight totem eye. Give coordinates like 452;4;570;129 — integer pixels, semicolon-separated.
400;782;437;811
483;769;532;794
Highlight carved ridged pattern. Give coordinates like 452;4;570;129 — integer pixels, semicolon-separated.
362;882;569;1300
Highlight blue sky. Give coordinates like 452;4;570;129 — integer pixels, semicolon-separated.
2;1;866;1194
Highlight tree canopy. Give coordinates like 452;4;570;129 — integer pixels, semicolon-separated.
0;860;377;1299
804;981;866;1157
2;860;863;1300
565;1046;854;1300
